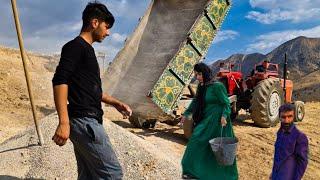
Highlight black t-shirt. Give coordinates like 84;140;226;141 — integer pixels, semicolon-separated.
52;36;103;123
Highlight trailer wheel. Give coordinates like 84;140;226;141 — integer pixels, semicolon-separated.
129;114;147;128
294;101;305;122
230;112;238;120
163;119;180;126
129;115;157;129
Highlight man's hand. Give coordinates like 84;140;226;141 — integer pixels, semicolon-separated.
52;122;70;146
114;103;132;119
221;116;227;127
102;93;132;118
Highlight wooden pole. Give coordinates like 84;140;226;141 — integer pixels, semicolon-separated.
103;55;105;74
283;53;287;103
11;0;44;145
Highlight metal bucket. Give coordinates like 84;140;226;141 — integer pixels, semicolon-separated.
209;136;238;166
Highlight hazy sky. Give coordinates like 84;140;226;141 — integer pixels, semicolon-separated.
1;0;320;63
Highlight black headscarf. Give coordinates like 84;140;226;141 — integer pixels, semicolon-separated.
192;63;214;126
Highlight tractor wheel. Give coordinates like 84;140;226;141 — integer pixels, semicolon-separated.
294;101;305;122
129;115;144;128
149;119;157;128
230;112;238;121
250;78;283;127
230;101;238;121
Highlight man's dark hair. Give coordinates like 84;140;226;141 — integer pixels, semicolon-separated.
81;1;115;31
279;103;295;114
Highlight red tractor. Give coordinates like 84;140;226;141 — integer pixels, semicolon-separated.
217;56;305;127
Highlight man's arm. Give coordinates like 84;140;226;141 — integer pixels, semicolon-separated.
102;92;132;118
294;133;309;179
102;92;122;106
52;84;70;146
51;42;81;146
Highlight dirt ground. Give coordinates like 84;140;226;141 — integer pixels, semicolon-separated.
104;102;320;180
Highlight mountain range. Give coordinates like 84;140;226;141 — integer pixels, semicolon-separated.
209;36;320;102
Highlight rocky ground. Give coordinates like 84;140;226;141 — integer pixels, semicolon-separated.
0;112;181;180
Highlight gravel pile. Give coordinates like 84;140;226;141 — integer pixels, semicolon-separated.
0;112;181;179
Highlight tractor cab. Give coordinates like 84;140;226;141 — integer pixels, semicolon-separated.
246;60;279;90
217;62;243;95
252;60;279;79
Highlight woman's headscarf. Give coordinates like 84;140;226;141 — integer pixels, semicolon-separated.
192;63;214;126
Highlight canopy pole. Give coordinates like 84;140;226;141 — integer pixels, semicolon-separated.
11;0;44;145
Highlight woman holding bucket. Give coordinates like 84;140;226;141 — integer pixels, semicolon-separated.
181;63;238;179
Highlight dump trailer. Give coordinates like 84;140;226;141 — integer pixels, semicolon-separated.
103;0;231;128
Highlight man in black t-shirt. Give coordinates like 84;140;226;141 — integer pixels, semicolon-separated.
52;2;131;179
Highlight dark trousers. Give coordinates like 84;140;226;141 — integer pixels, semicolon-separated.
69;117;123;180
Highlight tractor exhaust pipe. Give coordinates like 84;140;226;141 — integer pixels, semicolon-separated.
283;53;287;103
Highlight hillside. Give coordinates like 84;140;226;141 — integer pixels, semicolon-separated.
0;46;56;143
293;70;320;102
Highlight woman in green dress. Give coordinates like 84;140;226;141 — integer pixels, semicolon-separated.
181;63;238;179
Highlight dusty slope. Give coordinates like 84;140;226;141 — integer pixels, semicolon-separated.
293;70;320;102
0;46;56;143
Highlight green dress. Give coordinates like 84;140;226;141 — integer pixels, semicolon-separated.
182;81;238;180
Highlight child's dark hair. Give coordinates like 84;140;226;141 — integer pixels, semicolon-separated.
81;1;115;31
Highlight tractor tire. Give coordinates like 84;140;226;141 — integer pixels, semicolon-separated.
294;101;305;122
230;101;238;121
230;112;238;121
128;115;144;128
250;78;283;127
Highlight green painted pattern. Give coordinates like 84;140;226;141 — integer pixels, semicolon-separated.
152;69;184;113
169;44;201;83
206;0;229;28
151;0;231;114
189;16;216;55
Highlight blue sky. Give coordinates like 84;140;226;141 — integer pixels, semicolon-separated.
1;0;320;64
208;0;320;62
